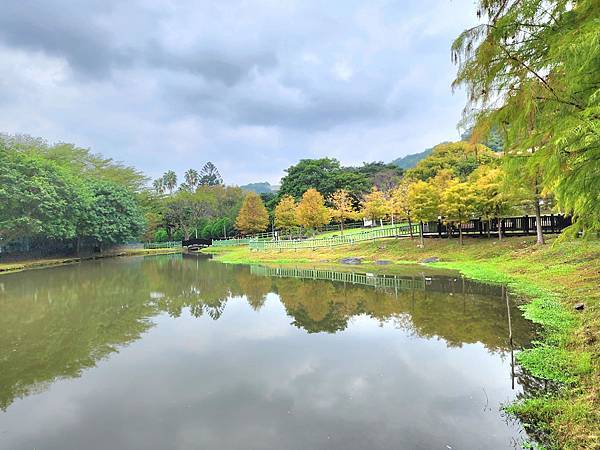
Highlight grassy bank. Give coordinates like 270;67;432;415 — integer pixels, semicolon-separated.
0;247;183;274
205;236;599;449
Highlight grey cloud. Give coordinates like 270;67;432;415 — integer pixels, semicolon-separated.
0;0;125;77
0;0;477;184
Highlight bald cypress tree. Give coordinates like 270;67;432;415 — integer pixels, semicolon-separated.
452;0;600;236
235;192;269;235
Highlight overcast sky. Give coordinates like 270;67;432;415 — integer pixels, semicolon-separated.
0;0;478;185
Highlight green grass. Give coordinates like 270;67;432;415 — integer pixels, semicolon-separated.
204;235;600;449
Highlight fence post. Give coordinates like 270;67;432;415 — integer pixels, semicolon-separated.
550;213;555;233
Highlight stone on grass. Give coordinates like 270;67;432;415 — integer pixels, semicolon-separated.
420;256;440;263
375;260;392;265
340;257;363;265
574;303;585;311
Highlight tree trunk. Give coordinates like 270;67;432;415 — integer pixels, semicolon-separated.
340;221;344;236
487;218;491;238
408;215;414;239
419;221;424;247
498;217;503;240
459;223;463;245
534;196;545;245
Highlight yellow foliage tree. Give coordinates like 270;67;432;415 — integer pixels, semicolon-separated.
274;194;297;236
407;180;440;247
296;188;331;234
329;189;357;235
361;187;391;226
390;179;414;238
235;192;269;235
471;166;516;240
441;179;478;245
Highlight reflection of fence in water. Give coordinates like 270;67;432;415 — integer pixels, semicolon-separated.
250;265;504;298
250;266;424;292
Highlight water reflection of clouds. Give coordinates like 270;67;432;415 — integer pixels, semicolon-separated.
0;257;532;450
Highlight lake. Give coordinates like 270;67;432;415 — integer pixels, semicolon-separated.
0;254;536;450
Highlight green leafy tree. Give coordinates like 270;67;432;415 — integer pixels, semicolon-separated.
164;191;195;240
0;150;81;243
35;141;148;192
349;162;403;191
80;181;145;251
452;0;599;235
279;158;371;200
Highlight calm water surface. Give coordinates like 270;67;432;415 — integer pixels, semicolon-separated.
0;254;536;450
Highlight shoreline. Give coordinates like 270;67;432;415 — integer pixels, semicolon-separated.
203;236;599;449
0;247;183;274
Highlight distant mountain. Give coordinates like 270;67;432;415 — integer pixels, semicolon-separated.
391;147;433;169
240;182;274;194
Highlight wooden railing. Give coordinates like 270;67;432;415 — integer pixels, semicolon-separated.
428;214;571;237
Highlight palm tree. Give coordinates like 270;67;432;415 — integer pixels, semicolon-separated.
184;169;200;190
153;178;165;195
163;170;177;194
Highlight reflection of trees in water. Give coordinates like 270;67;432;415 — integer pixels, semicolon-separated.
0;255;536;412
0;260;157;411
255;269;534;355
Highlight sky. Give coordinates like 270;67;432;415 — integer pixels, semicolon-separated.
0;0;479;186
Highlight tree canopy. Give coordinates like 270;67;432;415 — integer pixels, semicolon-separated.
274;195;297;234
452;0;599;233
406;141;497;182
296;188;331;231
235;192;269;235
0;135;146;252
278;158;371;201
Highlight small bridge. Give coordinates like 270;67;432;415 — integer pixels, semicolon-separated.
182;238;212;251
